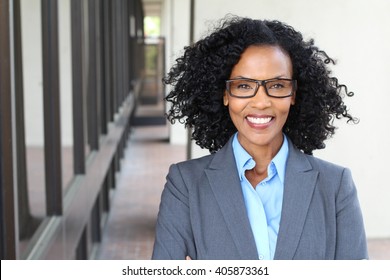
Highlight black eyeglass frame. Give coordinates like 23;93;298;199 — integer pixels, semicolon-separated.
225;78;297;98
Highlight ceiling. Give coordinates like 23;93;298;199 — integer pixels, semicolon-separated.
142;0;163;17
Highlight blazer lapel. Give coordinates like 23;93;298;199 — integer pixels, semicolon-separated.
274;140;318;259
205;137;258;259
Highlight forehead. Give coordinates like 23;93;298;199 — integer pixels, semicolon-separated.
230;45;293;79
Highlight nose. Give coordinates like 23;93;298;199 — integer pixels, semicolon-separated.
250;85;271;108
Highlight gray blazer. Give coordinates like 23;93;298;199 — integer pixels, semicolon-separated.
152;137;368;260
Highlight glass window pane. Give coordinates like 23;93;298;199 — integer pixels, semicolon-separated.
59;0;74;192
82;0;91;158
19;0;47;255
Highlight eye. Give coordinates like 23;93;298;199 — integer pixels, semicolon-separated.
236;83;253;90
269;82;285;89
232;80;255;91
267;80;289;90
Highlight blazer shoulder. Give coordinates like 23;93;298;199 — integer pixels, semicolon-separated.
287;138;347;176
169;153;215;183
288;143;353;193
175;153;214;170
174;137;235;174
299;151;356;197
170;139;236;186
303;152;348;175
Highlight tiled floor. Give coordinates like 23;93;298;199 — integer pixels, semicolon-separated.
367;239;390;260
96;125;390;260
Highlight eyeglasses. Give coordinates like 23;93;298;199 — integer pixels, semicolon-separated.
225;78;297;98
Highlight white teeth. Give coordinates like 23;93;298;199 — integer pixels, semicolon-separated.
247;116;272;124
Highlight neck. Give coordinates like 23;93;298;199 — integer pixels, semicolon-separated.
238;133;284;174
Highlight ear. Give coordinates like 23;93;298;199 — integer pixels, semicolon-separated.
291;91;296;105
223;91;229;106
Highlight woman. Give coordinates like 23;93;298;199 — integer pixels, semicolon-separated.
152;16;368;260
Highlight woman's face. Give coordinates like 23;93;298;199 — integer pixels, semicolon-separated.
224;45;295;153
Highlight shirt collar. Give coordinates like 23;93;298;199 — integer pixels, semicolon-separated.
232;133;289;184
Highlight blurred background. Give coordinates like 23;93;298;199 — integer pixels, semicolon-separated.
0;0;389;259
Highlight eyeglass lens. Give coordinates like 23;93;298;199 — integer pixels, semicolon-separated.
228;79;294;98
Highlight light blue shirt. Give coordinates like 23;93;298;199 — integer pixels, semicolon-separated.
232;133;289;260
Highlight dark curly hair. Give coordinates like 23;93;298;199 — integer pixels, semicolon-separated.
164;16;358;155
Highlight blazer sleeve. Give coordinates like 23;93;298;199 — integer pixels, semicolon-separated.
152;164;197;260
335;168;368;259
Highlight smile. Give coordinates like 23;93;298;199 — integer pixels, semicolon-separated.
246;116;273;125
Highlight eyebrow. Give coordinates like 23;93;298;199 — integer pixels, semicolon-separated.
229;75;290;80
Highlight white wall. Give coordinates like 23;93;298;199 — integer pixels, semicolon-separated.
161;0;191;145
166;0;390;238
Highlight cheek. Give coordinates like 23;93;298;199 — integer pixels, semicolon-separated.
283;103;293;113
227;100;247;116
277;102;294;119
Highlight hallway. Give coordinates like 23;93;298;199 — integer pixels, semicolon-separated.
96;125;186;259
96;125;390;260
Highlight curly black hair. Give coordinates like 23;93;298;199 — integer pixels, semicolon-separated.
164;16;357;155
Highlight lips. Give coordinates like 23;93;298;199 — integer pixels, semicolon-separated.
245;114;274;129
246;116;273;124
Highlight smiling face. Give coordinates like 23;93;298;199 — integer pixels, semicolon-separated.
224;45;295;154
